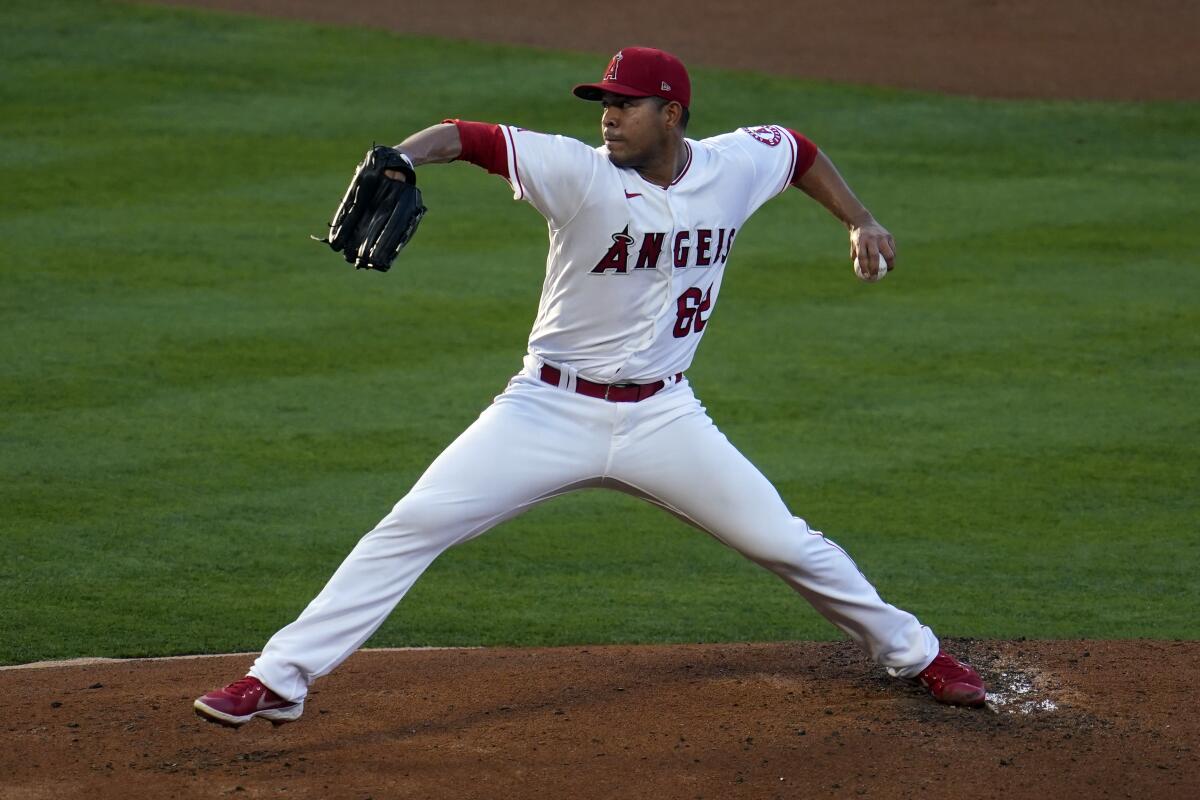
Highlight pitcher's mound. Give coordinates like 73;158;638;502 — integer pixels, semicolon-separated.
2;639;1196;799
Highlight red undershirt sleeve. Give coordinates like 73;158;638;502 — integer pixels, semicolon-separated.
444;119;508;177
785;128;819;185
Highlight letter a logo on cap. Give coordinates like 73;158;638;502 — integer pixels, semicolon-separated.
573;47;692;108
605;52;623;81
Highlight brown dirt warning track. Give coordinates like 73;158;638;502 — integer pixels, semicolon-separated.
5;2;1197;798
152;0;1200;101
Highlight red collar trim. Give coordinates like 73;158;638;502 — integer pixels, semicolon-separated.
633;141;693;190
667;141;693;188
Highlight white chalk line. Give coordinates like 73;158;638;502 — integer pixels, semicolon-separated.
0;647;481;672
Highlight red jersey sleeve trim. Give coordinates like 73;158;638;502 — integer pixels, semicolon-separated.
500;126;525;200
777;128;797;197
785;128;819;185
445;119;509;178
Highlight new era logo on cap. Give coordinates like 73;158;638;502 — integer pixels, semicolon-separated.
573;47;691;108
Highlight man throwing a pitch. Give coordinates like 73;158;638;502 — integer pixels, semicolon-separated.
195;47;986;727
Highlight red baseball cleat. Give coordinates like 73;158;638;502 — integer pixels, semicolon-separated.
193;676;304;727
917;651;987;707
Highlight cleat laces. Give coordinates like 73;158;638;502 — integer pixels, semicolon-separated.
224;676;262;696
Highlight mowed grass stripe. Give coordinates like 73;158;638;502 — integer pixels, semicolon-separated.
0;0;1196;664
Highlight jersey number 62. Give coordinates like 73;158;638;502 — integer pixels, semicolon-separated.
673;284;713;338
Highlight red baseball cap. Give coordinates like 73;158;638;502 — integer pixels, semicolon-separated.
573;47;691;108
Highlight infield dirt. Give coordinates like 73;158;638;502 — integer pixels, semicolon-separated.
4;640;1198;799
5;1;1196;798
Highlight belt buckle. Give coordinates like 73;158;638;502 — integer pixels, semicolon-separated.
605;381;635;401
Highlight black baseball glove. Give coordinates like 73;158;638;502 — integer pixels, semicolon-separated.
313;145;427;272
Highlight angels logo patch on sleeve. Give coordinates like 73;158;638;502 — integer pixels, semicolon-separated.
742;125;783;147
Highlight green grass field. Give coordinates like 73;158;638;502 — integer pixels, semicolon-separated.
1;0;1197;666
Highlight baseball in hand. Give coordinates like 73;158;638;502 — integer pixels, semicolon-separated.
853;252;889;282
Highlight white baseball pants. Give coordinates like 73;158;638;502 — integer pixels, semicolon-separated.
251;364;939;702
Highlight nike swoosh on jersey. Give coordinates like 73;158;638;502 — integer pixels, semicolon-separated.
624;191;643;199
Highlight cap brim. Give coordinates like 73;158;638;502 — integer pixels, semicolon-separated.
572;81;657;101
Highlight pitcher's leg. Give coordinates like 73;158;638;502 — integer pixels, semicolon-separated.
610;388;937;677
251;378;609;701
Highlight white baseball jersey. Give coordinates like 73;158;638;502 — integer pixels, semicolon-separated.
455;121;817;383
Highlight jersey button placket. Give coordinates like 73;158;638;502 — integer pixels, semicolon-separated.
665;191;690;285
623;189;673;367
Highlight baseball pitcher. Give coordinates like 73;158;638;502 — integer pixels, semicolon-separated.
195;47;986;727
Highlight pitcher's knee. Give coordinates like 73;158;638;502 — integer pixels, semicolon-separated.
733;516;829;571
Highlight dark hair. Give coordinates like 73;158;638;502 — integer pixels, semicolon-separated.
654;97;690;131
